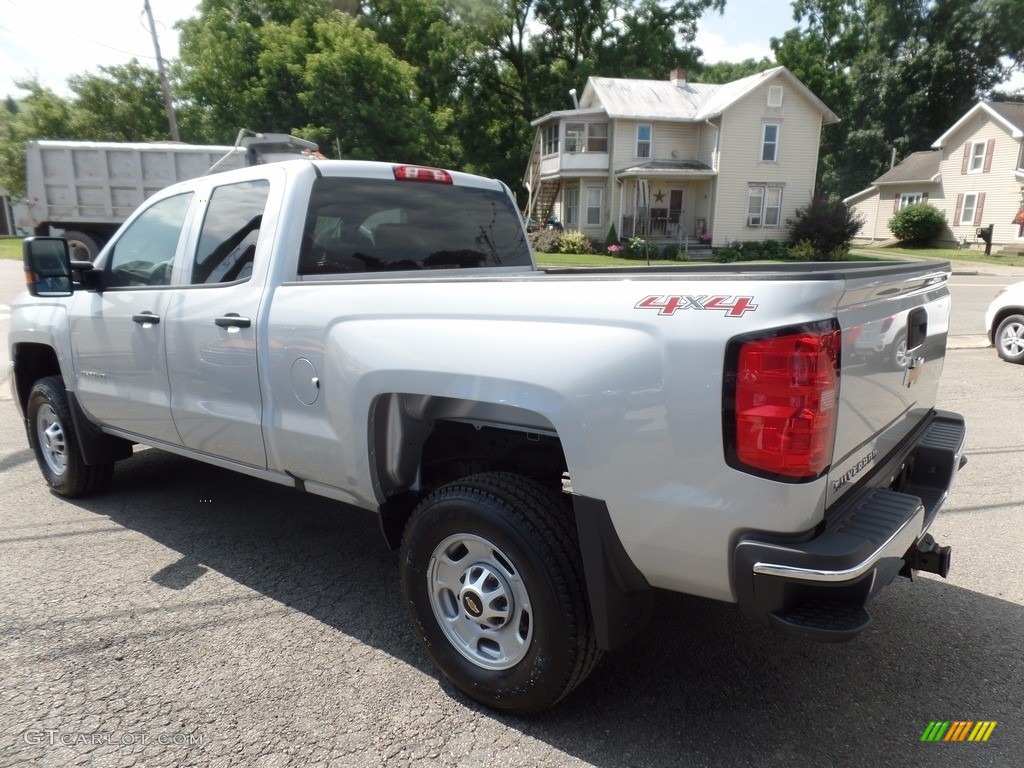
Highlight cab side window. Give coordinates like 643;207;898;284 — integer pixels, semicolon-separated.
107;192;192;287
190;180;270;285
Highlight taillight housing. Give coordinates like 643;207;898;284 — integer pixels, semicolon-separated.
393;165;453;184
723;322;841;481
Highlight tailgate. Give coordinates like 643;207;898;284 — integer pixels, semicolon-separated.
826;263;952;509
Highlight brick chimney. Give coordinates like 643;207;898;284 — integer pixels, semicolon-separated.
670;68;688;87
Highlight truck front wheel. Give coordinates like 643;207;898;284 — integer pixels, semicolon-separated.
27;376;113;497
399;472;600;714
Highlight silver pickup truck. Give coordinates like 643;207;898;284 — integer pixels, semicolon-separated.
10;158;965;714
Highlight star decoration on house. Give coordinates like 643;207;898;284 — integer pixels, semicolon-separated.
653;191;665;203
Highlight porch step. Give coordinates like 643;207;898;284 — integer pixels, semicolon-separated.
995;244;1024;257
680;247;713;261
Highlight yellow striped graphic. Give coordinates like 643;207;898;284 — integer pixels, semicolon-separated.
968;722;998;742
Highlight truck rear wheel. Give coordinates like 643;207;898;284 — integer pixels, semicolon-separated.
27;376;113;497
61;230;100;261
399;472;600;714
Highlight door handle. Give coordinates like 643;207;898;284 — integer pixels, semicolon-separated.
214;313;251;329
132;312;160;326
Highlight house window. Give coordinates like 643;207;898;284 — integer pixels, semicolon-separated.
968;141;986;173
747;184;783;227
761;124;779;162
899;193;923;209
587;123;608;152
564;122;608;153
543;124;559;155
960;192;979;225
565;186;579;227
586;187;603;226
636;124;652;158
565;123;586;153
767;86;784;108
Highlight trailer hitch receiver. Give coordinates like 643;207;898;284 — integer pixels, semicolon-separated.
900;533;951;579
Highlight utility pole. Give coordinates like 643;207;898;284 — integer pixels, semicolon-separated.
143;0;181;141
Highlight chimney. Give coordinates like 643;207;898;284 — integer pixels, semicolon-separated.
670;68;688;87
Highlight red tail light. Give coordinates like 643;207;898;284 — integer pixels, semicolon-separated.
725;323;840;480
393;165;453;184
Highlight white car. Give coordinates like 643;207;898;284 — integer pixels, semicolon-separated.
985;281;1024;363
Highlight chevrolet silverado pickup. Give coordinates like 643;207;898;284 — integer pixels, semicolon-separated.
10;158;966;714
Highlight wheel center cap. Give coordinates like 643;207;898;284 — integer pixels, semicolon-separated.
458;563;513;628
462;591;484;618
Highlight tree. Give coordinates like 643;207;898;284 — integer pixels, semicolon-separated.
67;62;170;142
695;58;776;84
0;81;78;197
176;0;448;162
774;0;1024;199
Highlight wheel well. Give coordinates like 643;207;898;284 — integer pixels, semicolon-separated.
991;307;1024;343
372;394;568;549
12;343;62;416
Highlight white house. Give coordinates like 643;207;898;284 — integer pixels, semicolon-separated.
522;66;840;249
847;101;1024;254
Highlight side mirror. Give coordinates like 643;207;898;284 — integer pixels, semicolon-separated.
23;237;73;297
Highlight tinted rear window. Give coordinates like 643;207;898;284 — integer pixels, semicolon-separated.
299;177;531;275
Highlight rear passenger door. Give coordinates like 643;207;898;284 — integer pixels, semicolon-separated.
163;176;272;468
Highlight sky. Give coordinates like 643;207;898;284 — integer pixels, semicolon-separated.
0;0;1019;100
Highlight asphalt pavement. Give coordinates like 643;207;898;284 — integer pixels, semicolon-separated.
1;258;1021;768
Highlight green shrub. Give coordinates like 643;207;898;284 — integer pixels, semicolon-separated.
627;236;652;259
888;203;945;245
661;244;689;261
787;195;863;257
713;245;742;263
528;229;561;253
604;224;619;249
759;240;791;260
788;240;817;261
557;229;594;254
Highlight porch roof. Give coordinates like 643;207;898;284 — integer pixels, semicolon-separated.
616;160;715;179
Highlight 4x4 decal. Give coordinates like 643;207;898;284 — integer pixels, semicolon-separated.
635;294;758;318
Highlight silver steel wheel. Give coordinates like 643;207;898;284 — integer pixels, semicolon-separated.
427;533;533;670
998;320;1024;358
35;403;68;476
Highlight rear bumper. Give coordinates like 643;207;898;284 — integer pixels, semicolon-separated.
733;410;966;642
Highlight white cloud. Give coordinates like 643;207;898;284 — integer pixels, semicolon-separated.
695;27;774;65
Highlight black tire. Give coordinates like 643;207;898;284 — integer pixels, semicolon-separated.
994;314;1024;364
61;230;100;261
400;472;601;714
26;376;113;497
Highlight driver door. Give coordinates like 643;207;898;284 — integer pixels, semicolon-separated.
69;191;194;445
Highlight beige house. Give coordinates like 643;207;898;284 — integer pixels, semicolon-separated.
522;67;839;250
847;101;1024;254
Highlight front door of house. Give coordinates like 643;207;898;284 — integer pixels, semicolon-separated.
669;190;684;223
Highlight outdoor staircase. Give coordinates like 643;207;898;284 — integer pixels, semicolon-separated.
533;180;561;228
995;243;1024;257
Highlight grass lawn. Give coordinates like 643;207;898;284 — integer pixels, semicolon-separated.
0;238;21;261
853;245;1024;269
